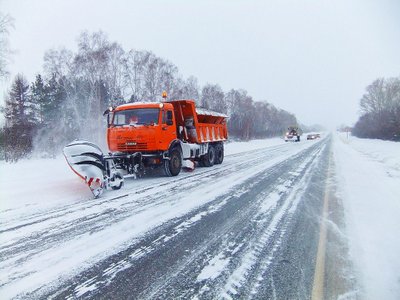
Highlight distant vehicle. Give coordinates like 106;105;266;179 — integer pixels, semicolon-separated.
307;133;321;140
285;126;301;142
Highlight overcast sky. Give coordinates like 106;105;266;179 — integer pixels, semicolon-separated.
1;0;400;129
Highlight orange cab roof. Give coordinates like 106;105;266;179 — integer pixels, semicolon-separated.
115;102;172;111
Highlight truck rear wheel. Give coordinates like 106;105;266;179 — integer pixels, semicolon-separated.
215;143;224;164
164;148;182;176
202;145;215;167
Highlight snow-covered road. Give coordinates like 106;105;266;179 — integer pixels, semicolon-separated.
1;134;399;299
1;137;332;299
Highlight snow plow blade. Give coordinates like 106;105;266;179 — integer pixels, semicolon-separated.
63;141;107;198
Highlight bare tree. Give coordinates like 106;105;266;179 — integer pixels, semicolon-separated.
201;84;226;113
106;42;126;105
354;77;400;140
143;53;178;101
124;50;178;102
0;12;14;79
43;48;74;80
225;89;254;139
182;76;200;100
124;50;150;101
170;75;200;101
385;77;400;112
360;78;386;115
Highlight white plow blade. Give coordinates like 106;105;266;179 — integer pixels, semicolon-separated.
63;140;105;198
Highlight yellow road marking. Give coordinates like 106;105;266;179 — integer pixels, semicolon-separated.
311;153;331;299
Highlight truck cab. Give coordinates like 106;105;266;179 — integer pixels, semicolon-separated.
106;102;177;154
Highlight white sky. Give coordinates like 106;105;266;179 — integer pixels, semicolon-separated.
1;0;400;129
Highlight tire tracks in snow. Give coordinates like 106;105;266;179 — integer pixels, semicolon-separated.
39;138;330;299
0;139;328;299
0;143;299;258
145;141;328;299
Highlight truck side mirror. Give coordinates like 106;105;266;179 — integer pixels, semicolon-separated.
106;112;114;127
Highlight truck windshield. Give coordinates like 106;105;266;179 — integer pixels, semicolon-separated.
113;108;160;126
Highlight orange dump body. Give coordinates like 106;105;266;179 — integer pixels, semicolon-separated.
168;100;228;144
106;100;228;154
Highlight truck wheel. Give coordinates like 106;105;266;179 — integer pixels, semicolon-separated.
111;173;124;190
164;148;182;176
215;143;224;164
202;145;215;167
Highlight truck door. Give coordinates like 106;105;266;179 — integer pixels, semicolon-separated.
160;109;177;150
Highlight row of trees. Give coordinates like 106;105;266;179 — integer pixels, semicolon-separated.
352;77;400;141
1;31;300;161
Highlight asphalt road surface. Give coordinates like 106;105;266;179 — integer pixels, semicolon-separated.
1;135;354;299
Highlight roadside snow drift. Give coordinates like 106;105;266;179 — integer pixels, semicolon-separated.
333;133;400;300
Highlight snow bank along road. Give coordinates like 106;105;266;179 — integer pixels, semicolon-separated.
1;136;340;299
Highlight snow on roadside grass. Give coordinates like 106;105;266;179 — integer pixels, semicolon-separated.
333;133;400;300
0;158;92;213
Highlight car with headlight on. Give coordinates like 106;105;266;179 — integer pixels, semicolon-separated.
307;133;321;140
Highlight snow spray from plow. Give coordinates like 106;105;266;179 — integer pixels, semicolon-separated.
63;141;124;198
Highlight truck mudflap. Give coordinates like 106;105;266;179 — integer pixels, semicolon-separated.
63;140;123;198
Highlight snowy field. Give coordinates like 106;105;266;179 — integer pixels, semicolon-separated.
1;134;399;299
333;132;400;300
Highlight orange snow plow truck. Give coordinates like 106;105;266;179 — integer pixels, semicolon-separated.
63;99;228;197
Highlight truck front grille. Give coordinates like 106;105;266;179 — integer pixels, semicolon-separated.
117;142;148;151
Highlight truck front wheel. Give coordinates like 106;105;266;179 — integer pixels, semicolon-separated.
111;173;124;190
164;148;182;176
